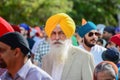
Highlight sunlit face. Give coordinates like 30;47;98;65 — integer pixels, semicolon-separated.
97;71;116;80
0;42;15;69
20;27;28;38
102;31;111;41
50;24;67;47
96;42;103;46
84;30;99;47
49;25;71;63
106;41;116;49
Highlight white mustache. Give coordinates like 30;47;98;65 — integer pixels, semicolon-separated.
52;40;64;44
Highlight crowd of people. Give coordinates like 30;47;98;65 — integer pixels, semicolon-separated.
0;13;120;80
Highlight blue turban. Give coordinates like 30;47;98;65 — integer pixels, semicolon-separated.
102;47;120;64
77;21;97;38
19;23;30;31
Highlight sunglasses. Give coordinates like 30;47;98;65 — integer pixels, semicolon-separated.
88;32;100;37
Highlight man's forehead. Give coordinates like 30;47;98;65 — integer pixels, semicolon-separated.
20;27;25;30
52;24;62;32
0;42;10;49
89;30;98;32
56;24;60;28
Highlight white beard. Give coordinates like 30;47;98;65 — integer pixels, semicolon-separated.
49;39;71;64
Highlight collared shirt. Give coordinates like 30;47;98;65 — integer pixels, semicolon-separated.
0;68;7;76
33;40;50;67
79;44;106;65
0;59;53;80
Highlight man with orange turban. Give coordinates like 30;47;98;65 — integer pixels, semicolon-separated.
42;13;95;80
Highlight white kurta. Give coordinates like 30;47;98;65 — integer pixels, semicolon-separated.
79;44;106;65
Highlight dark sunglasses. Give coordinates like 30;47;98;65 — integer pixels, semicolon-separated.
88;32;100;37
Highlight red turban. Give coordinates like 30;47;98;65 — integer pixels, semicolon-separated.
110;34;120;47
0;17;14;37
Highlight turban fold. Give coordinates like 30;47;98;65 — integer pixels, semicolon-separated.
78;20;97;38
0;17;14;37
45;13;75;38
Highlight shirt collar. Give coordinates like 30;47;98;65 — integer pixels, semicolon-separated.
79;44;96;52
17;59;32;79
0;59;32;80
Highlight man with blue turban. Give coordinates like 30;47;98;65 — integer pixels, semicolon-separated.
42;13;95;80
78;19;106;65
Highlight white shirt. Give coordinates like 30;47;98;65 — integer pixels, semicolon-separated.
79;45;106;65
51;62;64;80
0;59;52;80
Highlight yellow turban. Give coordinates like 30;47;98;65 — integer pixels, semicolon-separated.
45;13;75;38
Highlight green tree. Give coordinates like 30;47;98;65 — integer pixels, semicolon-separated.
0;0;120;26
0;0;73;26
69;0;120;26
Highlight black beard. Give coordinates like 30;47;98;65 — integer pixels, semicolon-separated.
0;59;7;68
84;37;95;48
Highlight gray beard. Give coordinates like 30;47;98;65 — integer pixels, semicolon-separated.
49;44;69;64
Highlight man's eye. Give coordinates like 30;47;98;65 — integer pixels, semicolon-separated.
51;32;56;35
58;31;64;35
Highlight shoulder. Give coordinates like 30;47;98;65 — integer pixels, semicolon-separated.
93;45;106;51
27;65;52;80
69;45;93;58
68;45;95;65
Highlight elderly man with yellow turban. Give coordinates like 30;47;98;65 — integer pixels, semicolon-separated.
41;13;95;80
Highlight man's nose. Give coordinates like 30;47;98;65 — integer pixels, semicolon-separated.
55;33;60;40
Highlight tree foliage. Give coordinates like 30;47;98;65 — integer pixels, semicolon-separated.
0;0;73;26
69;0;120;26
0;0;120;26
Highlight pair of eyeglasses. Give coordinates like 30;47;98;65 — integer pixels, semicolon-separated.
88;32;100;37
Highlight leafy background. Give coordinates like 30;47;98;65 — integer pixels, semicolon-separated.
0;0;120;27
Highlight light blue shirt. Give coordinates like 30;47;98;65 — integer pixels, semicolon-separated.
0;59;53;80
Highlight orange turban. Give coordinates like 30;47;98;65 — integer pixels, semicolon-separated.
45;13;75;38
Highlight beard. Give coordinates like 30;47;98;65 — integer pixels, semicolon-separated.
49;39;71;64
84;37;96;48
0;59;7;68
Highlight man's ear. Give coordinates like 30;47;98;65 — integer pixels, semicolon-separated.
14;48;21;57
117;46;120;52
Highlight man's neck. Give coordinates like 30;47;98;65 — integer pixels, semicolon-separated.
7;67;19;79
83;43;91;52
7;57;28;79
